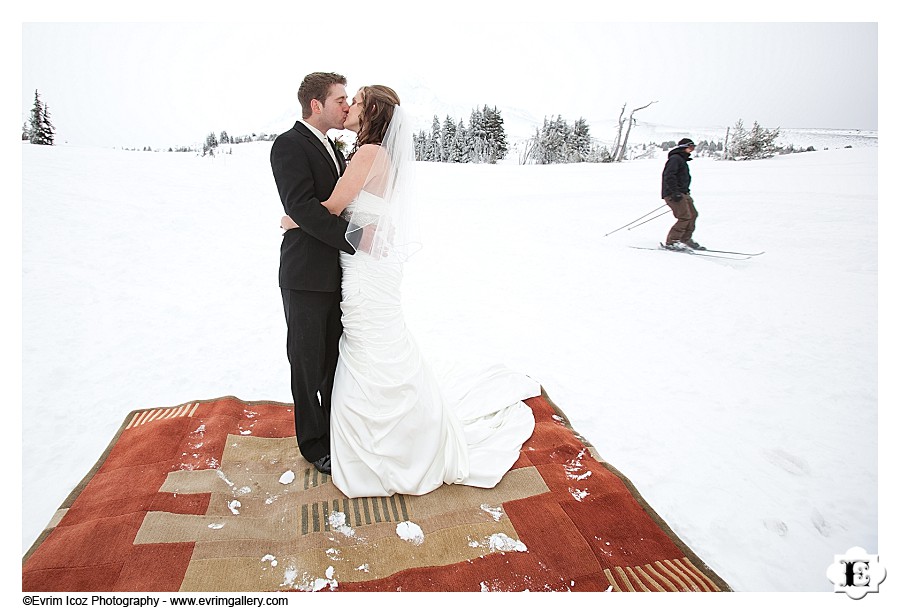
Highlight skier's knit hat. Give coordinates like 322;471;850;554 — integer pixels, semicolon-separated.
677;138;695;147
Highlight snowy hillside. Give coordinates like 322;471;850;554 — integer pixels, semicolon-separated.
21;140;880;593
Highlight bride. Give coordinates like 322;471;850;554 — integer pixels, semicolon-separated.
281;85;539;498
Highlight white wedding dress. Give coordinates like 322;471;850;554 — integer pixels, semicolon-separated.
330;192;539;498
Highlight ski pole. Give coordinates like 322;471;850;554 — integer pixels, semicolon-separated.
604;205;667;237
625;210;669;230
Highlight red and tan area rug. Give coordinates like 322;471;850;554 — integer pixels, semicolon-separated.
22;391;730;592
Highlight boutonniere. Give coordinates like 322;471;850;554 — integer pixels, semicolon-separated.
332;135;348;154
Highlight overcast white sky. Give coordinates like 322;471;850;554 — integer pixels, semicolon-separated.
14;4;883;150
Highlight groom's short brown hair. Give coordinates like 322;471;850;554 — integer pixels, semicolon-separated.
298;72;347;119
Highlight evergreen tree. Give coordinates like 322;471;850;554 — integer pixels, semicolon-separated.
425;115;441;161
441;116;456;162
533;118;551;164
28;90;43;144
413;106;508;164
468;107;486;163
432;115;443;161
454;120;470;163
591;142;612;163
524;115;602;164
202;131;218;157
41;104;56;145
727;119;780;160
571;118;591;162
537;116;570;164
443;117;466;163
558;117;575;162
482;106;508;164
451;120;468;163
414;130;428;161
28;90;55;145
748;121;780;159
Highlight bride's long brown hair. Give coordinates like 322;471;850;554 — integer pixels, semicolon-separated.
352;85;401;154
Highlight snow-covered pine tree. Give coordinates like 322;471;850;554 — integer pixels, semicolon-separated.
532;117;550;164
725;120;747;159
27;90;42;144
442;119;465;163
28;90;55;145
726;119;780;160
482;105;508;164
202;132;218;157
414;106;507;164
428;115;444;162
481;106;495;163
468;107;486;163
41;104;56;145
414;130;428;161
590;142;612;163
538;116;570;164
571;118;591;162
451;120;468;163
441;116;456;163
559;117;575;162
748;121;780;159
522;116;602;164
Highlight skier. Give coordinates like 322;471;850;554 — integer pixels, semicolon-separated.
661;138;704;251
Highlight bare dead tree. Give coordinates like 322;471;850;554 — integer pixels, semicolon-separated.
723;125;731;159
518;127;540;164
615;101;657;162
610;104;627;161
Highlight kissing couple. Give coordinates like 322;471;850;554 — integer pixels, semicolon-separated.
271;72;540;498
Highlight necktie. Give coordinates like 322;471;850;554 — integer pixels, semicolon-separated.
325;138;340;173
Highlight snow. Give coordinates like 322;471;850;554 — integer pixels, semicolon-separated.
19;136;885;595
471;533;527;554
396;521;425;546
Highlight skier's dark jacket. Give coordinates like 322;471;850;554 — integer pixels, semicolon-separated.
661;146;692;199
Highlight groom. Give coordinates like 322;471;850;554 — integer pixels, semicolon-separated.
270;72;357;475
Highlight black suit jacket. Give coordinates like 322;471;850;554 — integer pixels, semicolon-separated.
271;121;354;292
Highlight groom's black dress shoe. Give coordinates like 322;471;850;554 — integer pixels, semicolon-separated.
313;454;332;475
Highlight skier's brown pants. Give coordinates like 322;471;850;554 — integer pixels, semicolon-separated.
664;194;698;245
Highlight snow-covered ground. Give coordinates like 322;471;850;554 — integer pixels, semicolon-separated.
20;136;883;594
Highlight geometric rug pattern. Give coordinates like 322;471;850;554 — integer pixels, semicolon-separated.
22;391;730;592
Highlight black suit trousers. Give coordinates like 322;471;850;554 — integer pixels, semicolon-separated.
281;287;343;463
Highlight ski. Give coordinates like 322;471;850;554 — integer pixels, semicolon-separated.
698;248;765;256
682;251;751;261
656;243;755;260
629;244;752;260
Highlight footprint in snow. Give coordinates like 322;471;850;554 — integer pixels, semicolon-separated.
763;518;788;536
762;447;810;476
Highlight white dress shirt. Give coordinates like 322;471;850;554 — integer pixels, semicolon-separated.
299;119;340;173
